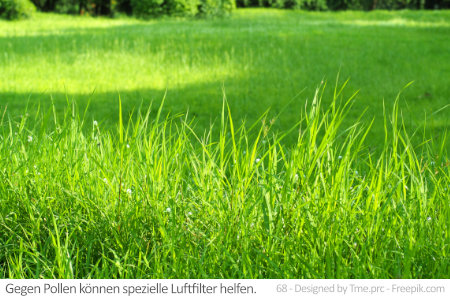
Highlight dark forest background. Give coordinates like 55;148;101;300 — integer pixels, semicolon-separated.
2;0;449;21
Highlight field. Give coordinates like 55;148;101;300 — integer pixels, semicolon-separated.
1;8;449;145
0;9;449;278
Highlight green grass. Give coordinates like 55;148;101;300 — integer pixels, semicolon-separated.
0;8;449;146
0;83;449;278
0;9;449;278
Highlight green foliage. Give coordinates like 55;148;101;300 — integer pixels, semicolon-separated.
25;0;450;16
130;0;164;18
372;0;424;9
165;0;199;16
236;0;447;9
237;0;327;10
283;0;303;9
199;0;235;16
330;0;427;10
237;0;329;10
54;0;79;14
302;0;328;9
130;0;234;18
30;0;114;15
267;0;285;8
0;0;35;19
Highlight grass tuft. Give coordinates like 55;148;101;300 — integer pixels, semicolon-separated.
0;83;448;278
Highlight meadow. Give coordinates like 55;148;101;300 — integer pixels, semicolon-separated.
0;8;449;145
0;9;449;278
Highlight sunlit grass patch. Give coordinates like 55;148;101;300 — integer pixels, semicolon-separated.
0;9;449;148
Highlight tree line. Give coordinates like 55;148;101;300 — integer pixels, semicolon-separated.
236;0;450;10
1;0;235;19
1;0;449;20
28;0;450;14
237;0;449;10
31;0;235;16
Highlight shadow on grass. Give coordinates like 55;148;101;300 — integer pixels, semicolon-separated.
0;18;448;149
0;82;303;138
1;84;448;152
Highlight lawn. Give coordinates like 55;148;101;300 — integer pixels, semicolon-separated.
0;8;449;145
0;9;449;278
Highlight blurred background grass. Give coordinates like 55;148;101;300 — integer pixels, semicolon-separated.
0;8;449;147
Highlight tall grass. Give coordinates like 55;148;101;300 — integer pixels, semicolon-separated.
0;83;448;278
